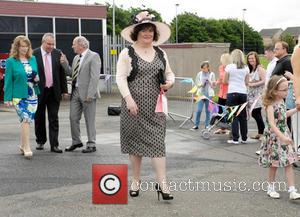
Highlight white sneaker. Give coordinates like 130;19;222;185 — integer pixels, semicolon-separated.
227;140;239;144
289;191;300;200
255;150;261;155
267;190;280;199
190;126;199;131
241;140;247;144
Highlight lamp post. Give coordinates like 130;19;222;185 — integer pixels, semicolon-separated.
175;3;179;43
242;8;247;53
112;0;115;48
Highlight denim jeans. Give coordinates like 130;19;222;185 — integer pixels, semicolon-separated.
194;98;210;128
226;93;248;141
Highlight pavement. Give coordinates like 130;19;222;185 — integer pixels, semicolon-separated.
0;94;299;217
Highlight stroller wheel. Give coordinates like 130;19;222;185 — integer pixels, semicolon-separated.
201;129;210;140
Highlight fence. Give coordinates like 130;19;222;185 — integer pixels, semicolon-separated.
100;75;195;128
166;77;195;128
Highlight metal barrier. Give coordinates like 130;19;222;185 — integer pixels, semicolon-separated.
100;75;195;128
166;77;195;128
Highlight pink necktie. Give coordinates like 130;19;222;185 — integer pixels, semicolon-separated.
44;53;53;87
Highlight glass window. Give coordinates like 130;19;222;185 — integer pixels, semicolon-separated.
28;17;53;33
0;16;25;33
81;19;102;34
0;34;21;53
56;18;78;33
28;34;44;50
56;34;77;62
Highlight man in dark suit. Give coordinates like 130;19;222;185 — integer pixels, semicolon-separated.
60;36;101;153
272;41;293;78
272;41;294;131
34;33;68;153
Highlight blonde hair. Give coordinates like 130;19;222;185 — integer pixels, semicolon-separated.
263;75;287;107
220;53;232;66
9;35;32;59
230;49;246;69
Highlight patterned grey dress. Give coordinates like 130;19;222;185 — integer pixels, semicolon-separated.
120;50;166;157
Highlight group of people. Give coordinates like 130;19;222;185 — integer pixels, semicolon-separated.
3;11;175;201
3;9;300;201
191;41;300;200
4;33;101;158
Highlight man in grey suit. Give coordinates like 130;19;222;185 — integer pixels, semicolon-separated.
60;36;101;153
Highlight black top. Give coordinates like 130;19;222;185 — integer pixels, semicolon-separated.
271;55;293;79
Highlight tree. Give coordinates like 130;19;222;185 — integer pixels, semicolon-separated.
281;33;296;53
106;4;131;36
105;4;264;53
170;12;209;43
106;4;163;36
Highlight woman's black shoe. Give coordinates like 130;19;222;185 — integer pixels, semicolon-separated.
155;183;174;201
129;180;140;197
129;189;140;197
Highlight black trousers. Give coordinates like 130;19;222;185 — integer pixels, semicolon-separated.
251;107;265;134
35;87;60;147
226;93;248;142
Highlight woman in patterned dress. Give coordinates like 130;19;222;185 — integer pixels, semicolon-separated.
246;51;266;140
116;11;175;200
259;75;300;200
4;35;40;159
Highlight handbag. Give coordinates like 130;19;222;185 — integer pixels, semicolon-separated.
157;69;166;85
155;88;168;115
107;105;121;116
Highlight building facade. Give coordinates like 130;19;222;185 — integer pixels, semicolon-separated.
0;0;107;101
0;0;106;64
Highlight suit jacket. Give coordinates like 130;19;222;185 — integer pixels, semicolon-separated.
4;56;40;102
271;55;293;78
33;48;67;102
64;49;101;101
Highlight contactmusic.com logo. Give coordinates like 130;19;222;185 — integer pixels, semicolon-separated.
92;164;128;204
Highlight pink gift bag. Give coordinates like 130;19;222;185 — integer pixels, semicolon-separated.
155;88;168;115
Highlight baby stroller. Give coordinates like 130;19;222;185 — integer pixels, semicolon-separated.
200;108;231;140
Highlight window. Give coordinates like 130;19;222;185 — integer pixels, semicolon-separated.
0;16;25;33
56;18;78;33
81;19;102;34
28;17;53;33
56;34;77;62
0;34;20;53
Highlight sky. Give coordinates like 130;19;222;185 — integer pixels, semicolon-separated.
36;0;300;32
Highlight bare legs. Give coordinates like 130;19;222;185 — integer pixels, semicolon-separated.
151;157;170;193
129;155;170;193
129;155;142;191
269;165;296;189
285;165;295;188
21;122;32;158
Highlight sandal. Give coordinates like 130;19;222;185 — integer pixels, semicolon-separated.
214;129;223;134
250;134;262;140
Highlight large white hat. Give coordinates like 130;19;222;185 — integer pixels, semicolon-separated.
121;11;171;46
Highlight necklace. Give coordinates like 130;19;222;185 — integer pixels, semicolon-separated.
143;47;153;54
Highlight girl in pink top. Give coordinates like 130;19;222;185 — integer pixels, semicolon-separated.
214;53;231;134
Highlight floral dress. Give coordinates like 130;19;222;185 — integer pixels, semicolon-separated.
13;61;38;123
248;68;264;109
259;101;297;167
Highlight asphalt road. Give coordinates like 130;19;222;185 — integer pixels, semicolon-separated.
0;94;299;217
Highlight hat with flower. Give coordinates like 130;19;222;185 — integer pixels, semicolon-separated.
121;11;171;45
